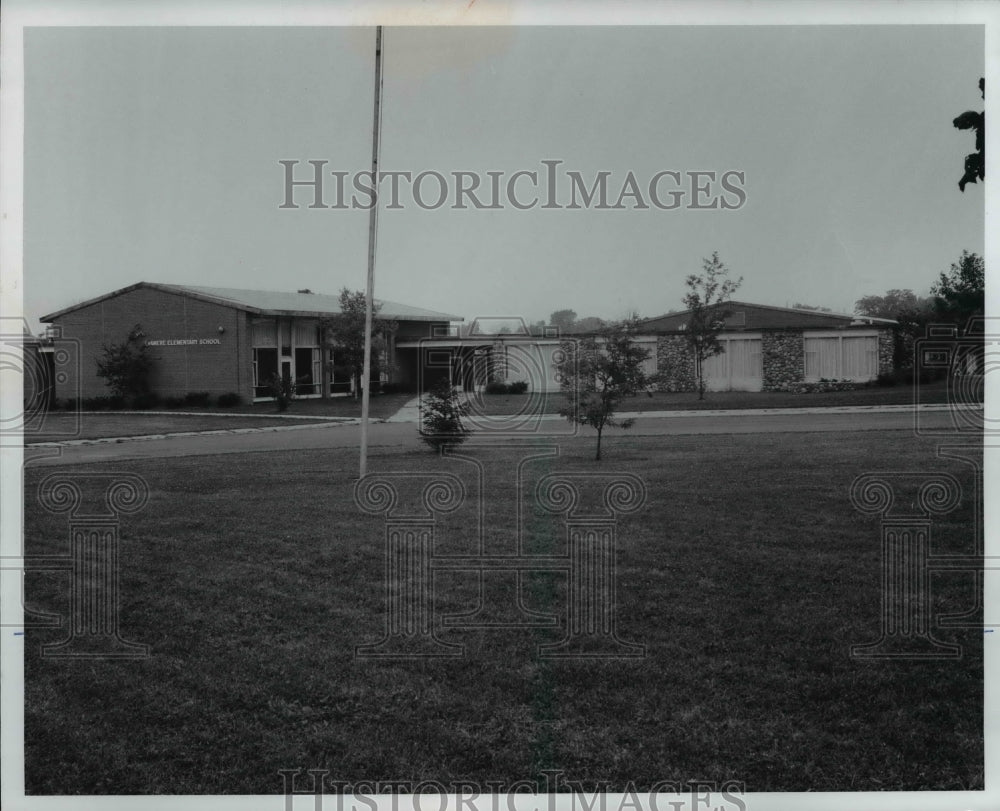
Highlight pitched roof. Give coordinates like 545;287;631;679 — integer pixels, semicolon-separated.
41;282;463;322
641;300;897;329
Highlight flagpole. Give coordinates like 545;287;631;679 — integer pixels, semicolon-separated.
360;25;384;479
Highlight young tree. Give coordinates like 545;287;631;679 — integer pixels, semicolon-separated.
95;323;153;400
931;250;985;326
420;378;470;451
320;288;397;399
683;252;743;400
555;317;652;461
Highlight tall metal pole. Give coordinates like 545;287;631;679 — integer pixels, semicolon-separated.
360;25;384;479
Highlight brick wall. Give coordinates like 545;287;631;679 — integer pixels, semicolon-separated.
51;286;246;399
761;331;803;391
655;335;697;392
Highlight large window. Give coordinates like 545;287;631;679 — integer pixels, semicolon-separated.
804;333;879;381
252;348;278;397
701;336;763;392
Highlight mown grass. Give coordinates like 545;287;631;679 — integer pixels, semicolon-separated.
27;413;339;443
465;379;964;416
22;431;982;793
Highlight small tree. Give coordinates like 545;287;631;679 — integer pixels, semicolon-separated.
267;372;295;412
683;252;742;400
95;324;153;400
420;378;470;451
321;288;397;399
556;318;652;461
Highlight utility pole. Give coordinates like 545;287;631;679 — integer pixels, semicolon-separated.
360;25;384;479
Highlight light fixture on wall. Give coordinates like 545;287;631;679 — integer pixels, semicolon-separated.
218;326;225;334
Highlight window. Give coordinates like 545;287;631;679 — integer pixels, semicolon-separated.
253;348;278;397
294;347;319;395
804;334;878;381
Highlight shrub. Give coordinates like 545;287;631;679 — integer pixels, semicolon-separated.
217;392;242;408
917;366;948;385
95;323;153;399
420;379;470;450
183;391;212;408
84;395;125;411
131;392;162;410
164;395;185;409
266;374;295;412
507;380;529;394
485;381;509;395
876;368;915;387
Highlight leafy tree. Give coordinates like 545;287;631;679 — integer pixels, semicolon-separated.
320;288;397;399
854;289;929;320
954;78;984;192
555;317;652;461
420;378;470;451
682;252;743;400
95;324;153;400
931;250;985;327
549;309;577;332
855;289;936;370
571;316;608;334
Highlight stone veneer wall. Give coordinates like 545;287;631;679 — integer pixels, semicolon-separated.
655;335;697;392
877;329;894;375
761;331;804;392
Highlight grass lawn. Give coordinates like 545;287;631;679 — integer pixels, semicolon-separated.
23;431;982;793
463;379;968;416
27;393;416;443
27;413;338;443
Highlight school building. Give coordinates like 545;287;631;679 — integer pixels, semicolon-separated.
40;285;897;403
643;301;896;392
40;282;463;401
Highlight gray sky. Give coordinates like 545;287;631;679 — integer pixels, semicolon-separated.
24;24;984;330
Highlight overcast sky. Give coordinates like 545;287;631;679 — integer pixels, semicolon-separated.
24;24;984;330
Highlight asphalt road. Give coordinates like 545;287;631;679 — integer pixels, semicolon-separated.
23;408;971;468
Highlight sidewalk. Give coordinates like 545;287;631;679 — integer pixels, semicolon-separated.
25;400;980;449
386;397;979;424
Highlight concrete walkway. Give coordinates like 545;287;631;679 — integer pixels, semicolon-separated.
384;396;423;423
